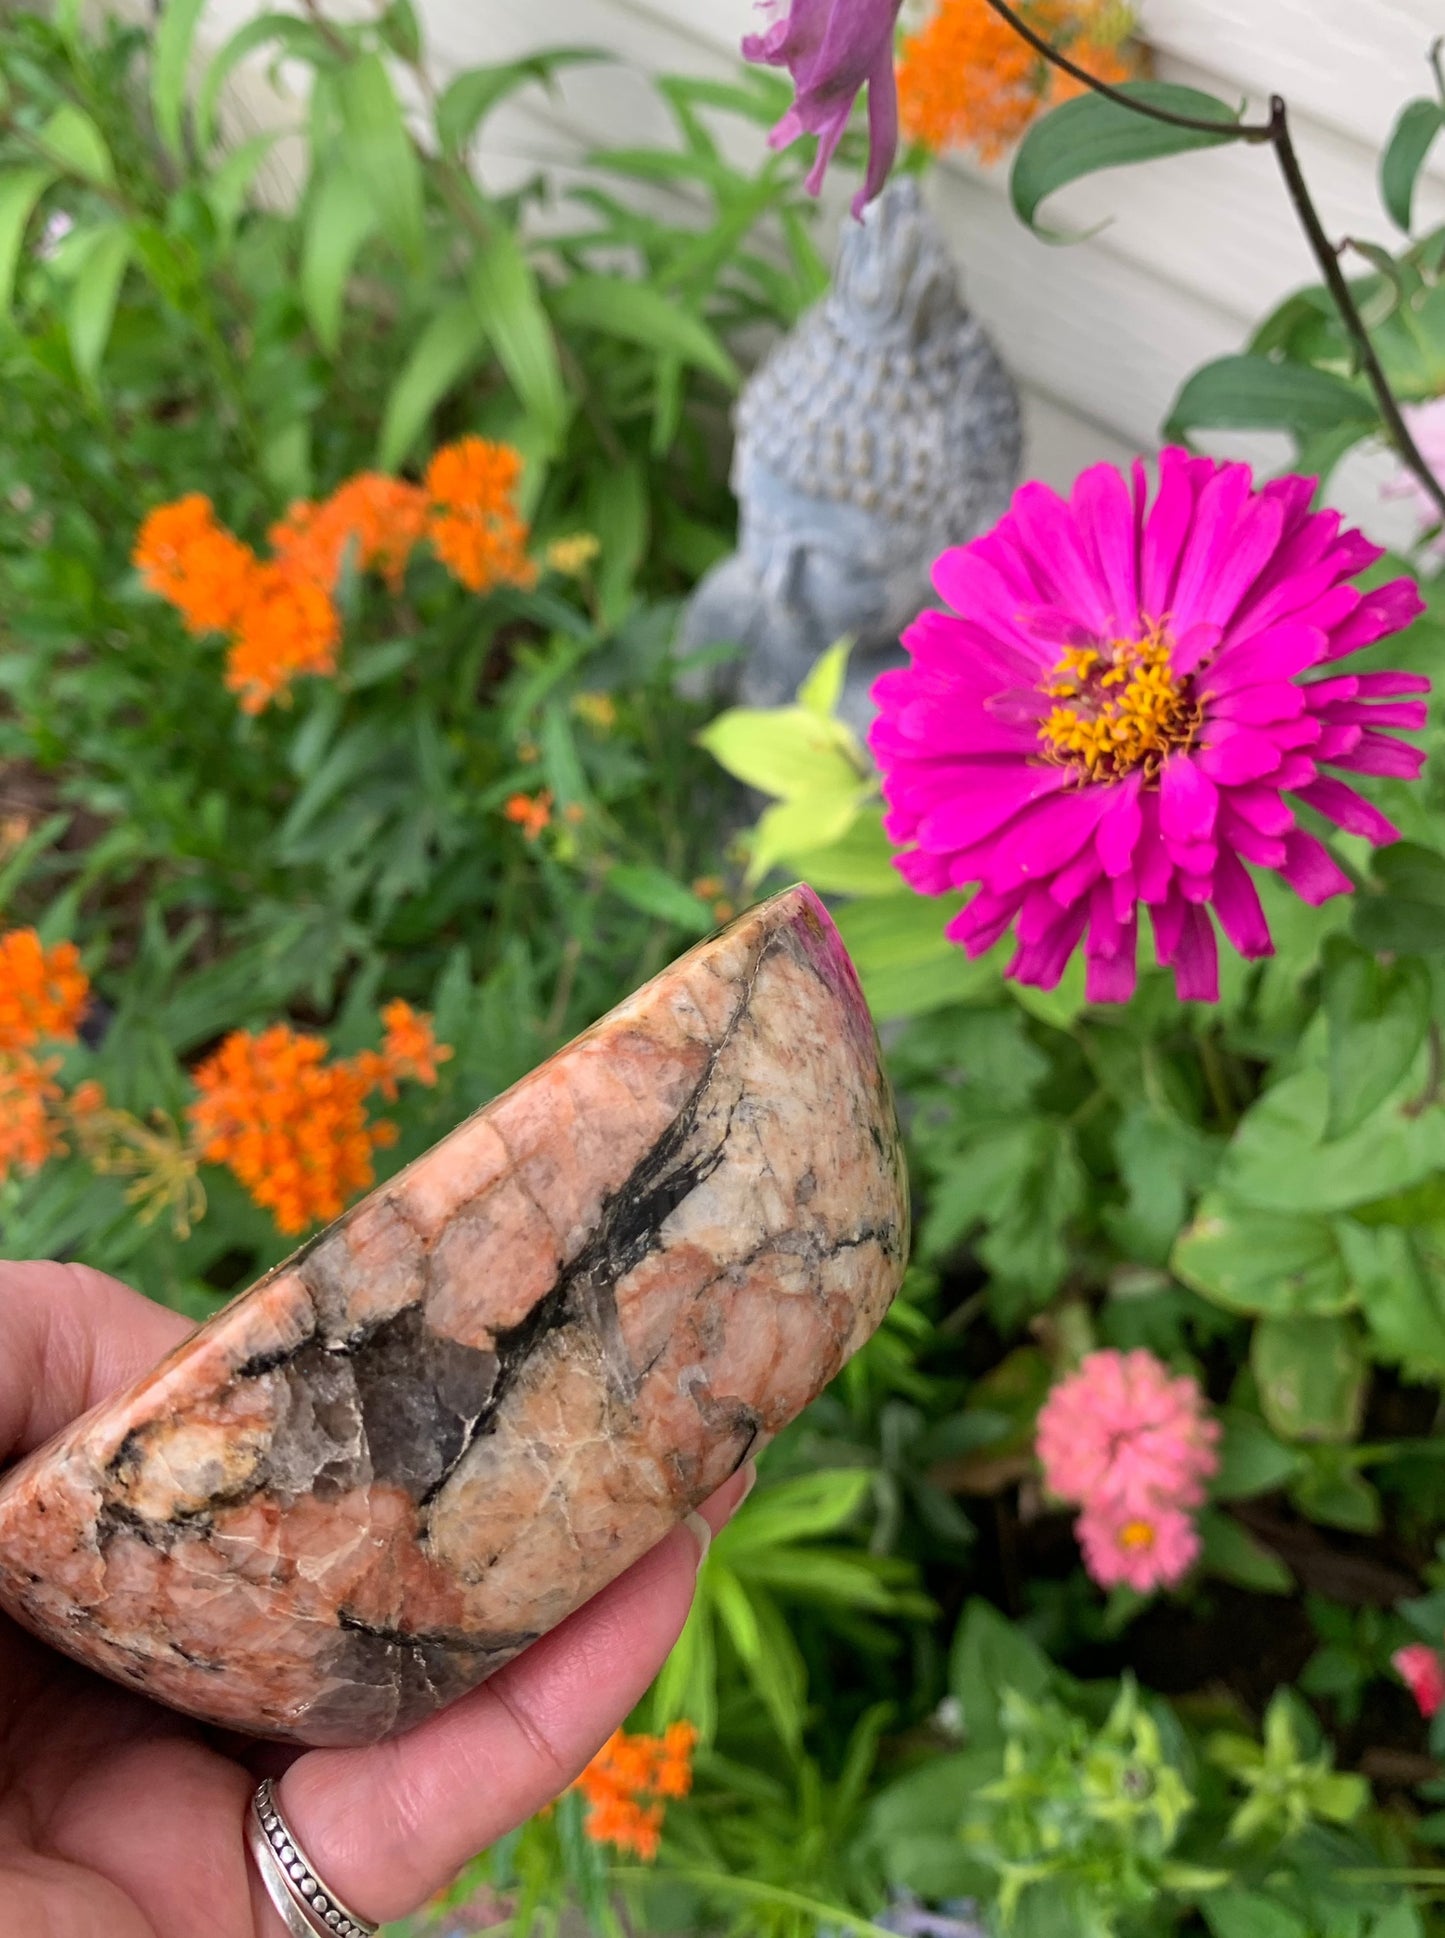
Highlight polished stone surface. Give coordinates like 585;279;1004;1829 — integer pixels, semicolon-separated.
0;887;907;1745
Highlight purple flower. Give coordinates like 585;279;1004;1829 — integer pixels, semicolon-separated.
870;451;1430;1004
742;0;904;216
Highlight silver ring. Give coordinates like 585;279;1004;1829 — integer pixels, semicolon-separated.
246;1778;379;1937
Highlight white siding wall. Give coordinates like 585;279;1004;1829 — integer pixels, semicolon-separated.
209;0;1445;542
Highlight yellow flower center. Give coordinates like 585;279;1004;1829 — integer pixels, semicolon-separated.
1119;1518;1157;1552
1037;624;1201;781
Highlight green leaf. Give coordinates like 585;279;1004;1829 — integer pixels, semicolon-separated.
1337;1221;1445;1382
1165;355;1378;443
1353;840;1445;954
195;13;332;153
789;806;904;897
1321;937;1430;1140
749;791;863;884
65;225;131;390
605;864;713;934
375;0;421;64
0;166;54;314
469;228;567;447
697;704;866;799
39;103;114;186
1213;1068;1445;1215
335;53;425;267
1011;82;1239;238
834;891;1001;1021
205;133;277;238
1211;1408;1304;1501
1197;1510;1293;1596
301;164;379;353
375;295;486;470
436;49;604;156
1252;1313;1367;1443
949;1600;1051;1749
715;1470;873;1556
550;274;739;386
797;638;851;719
1174;1196;1352;1315
151;0;208;161
1383;97;1445;232
1204;1891;1310;1938
1291;1447;1382;1534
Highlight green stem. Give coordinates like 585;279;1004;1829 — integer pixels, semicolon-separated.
978;0;1445;522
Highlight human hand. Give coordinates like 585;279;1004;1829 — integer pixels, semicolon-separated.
0;1261;749;1936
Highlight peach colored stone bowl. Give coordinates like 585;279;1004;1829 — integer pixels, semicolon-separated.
0;886;908;1745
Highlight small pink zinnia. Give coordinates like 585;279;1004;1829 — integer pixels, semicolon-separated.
1393;1643;1445;1719
1036;1348;1220;1515
1077;1499;1201;1595
743;0;905;217
871;452;1429;1003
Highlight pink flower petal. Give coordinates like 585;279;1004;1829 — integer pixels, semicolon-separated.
1197;727;1285;785
1294;776;1400;845
1212;849;1273;958
1328;731;1427;780
1160;756;1218;842
1278;828;1352;903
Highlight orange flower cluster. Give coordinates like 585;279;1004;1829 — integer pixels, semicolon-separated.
0;929;92;1184
573;1723;698;1862
424;439;538;596
899;0;1141;161
188;1005;450;1234
133;438;535;714
504;790;553;840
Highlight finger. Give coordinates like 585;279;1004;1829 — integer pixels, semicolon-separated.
0;1261;193;1460
277;1460;756;1926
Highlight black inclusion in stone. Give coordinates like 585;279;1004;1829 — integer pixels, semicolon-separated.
348;1307;499;1501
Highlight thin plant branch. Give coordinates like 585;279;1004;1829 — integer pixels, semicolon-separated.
979;0;1445;521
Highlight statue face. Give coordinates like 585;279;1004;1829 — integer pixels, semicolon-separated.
739;482;891;644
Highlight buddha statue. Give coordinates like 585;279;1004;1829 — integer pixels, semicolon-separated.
681;175;1023;733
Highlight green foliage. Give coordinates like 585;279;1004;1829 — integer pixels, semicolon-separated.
9;10;1445;1938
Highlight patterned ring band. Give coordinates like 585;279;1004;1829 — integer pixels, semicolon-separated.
246;1778;379;1938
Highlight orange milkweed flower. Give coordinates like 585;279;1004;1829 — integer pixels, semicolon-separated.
358;999;454;1099
224;563;342;715
133;494;259;635
0;1050;65;1182
188;1025;394;1234
504;790;553;841
899;0;1142;162
0;929;89;1053
271;474;429;593
572;1723;698;1862
424;437;538;595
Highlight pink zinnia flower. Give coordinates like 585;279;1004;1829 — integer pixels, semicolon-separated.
1394;1643;1445;1719
1037;1348;1220;1516
871;452;1429;1003
1077;1499;1201;1594
743;0;904;217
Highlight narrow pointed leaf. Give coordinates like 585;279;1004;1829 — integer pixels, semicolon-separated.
550;273;738;385
40;103;114;186
1382;97;1445;233
436;49;603;155
151;0;209;160
1165;354;1378;441
375;295;485;469
335;53;424;266
66;225;132;389
468;228;566;444
301;164;379;352
0;166;54;314
1011;83;1240;240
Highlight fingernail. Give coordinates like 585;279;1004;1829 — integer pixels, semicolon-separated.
685;1510;712;1566
737;1460;758;1507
